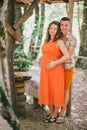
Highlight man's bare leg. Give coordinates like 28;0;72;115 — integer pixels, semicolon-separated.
60;89;69;116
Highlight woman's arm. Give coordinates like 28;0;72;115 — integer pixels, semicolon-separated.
46;40;70;70
56;40;70;64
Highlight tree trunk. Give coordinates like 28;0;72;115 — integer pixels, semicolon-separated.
80;0;87;56
6;0;17;113
36;4;45;47
0;1;20;129
76;0;87;68
68;0;74;30
34;4;45;58
14;4;24;59
66;0;74;116
29;4;39;60
0;20;11;97
13;0;40;30
29;4;45;60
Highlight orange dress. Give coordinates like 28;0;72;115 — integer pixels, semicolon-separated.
38;40;65;107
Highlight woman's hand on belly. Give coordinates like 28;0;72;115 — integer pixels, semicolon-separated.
46;60;57;70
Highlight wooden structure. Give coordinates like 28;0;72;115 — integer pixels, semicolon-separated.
14;71;31;115
16;0;34;4
25;79;40;108
5;23;22;43
15;75;26;115
25;80;38;99
16;0;83;3
5;0;84;116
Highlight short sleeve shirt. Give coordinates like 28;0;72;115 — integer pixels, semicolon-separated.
63;32;77;70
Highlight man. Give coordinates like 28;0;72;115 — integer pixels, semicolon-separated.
56;17;77;123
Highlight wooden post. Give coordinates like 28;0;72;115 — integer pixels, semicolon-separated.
6;0;17;114
68;0;74;29
66;0;74;117
16;0;34;4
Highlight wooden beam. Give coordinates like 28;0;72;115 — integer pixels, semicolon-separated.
66;0;74;117
68;0;74;32
40;0;52;4
40;0;83;4
68;0;74;21
13;0;40;30
16;0;34;4
5;23;22;43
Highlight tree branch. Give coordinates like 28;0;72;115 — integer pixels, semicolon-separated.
13;0;40;30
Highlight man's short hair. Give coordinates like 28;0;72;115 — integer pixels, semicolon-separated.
60;17;70;22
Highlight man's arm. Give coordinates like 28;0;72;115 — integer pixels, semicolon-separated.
68;37;77;55
65;38;77;62
68;47;75;56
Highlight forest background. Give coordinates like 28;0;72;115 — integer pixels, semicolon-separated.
0;0;87;130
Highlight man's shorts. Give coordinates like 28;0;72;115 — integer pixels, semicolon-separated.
64;67;74;91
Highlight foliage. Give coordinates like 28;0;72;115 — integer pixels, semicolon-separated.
76;46;87;69
0;0;3;7
0;87;20;130
4;112;20;130
76;58;87;69
14;41;33;71
79;46;87;57
0;86;11;107
15;2;86;64
17;59;33;71
24;2;84;60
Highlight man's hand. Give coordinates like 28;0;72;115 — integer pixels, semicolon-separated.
38;57;42;67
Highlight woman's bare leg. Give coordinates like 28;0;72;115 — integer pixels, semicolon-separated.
52;107;59;118
48;105;54;116
60;89;69;115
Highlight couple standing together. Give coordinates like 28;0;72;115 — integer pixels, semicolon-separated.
38;17;77;123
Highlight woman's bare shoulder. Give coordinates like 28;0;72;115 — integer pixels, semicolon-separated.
57;39;64;47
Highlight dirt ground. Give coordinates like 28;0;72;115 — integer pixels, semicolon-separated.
19;68;87;130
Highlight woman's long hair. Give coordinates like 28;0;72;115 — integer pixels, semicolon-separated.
45;21;63;42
